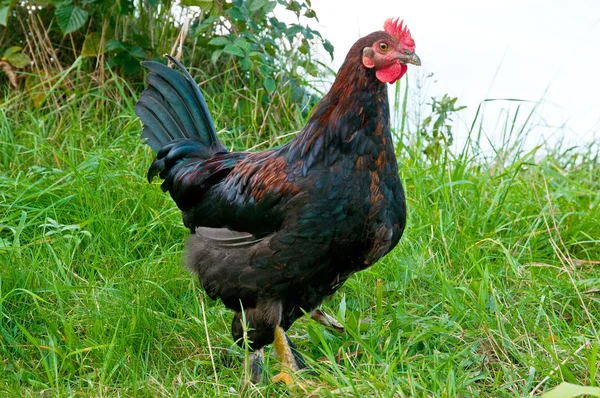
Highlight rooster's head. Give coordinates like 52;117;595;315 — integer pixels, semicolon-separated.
362;18;421;84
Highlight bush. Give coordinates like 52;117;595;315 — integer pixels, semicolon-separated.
0;0;332;94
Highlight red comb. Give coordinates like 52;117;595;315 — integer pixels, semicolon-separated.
384;18;415;51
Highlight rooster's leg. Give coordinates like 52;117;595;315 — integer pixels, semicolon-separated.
271;326;304;385
248;347;264;384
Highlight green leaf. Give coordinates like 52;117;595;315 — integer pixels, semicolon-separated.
304;8;316;19
285;24;302;38
248;51;265;60
181;0;216;13
239;57;252;70
305;62;318;77
286;0;301;15
249;0;268;12
298;40;309;55
338;294;346;321
55;4;90;34
233;37;251;53
105;39;125;52
269;17;286;30
542;382;600;398
0;6;9;27
208;37;230;46
3;46;22;58
204;1;218;13
222;44;244;57
109;51;139;74
128;46;146;59
262;1;276;14
263;76;275;94
322;39;334;58
119;0;134;15
210;49;222;64
258;64;270;75
226;8;245;21
193;15;220;37
81;32;104;57
5;52;31;68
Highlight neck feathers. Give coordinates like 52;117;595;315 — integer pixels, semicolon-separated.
286;35;391;172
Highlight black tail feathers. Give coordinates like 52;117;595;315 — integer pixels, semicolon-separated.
135;55;226;155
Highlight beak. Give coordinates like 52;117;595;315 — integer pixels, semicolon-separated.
399;52;421;66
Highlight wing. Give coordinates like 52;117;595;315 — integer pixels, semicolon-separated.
177;150;302;235
163;150;247;211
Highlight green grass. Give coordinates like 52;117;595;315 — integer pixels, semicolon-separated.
1;69;599;397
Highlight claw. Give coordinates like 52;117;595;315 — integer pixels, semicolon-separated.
248;347;264;384
272;370;295;386
311;309;344;333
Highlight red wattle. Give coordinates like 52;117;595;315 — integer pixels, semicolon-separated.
375;63;408;84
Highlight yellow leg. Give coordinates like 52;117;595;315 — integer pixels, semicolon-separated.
271;326;299;386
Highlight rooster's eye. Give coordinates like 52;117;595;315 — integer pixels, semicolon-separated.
379;42;389;51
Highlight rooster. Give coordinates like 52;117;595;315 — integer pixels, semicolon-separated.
135;18;420;384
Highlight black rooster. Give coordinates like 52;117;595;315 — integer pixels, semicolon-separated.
135;18;420;384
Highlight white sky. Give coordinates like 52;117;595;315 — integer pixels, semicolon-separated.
309;0;600;150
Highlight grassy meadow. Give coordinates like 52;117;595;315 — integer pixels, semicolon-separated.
0;64;599;397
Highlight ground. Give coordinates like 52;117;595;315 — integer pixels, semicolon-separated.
0;77;599;397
